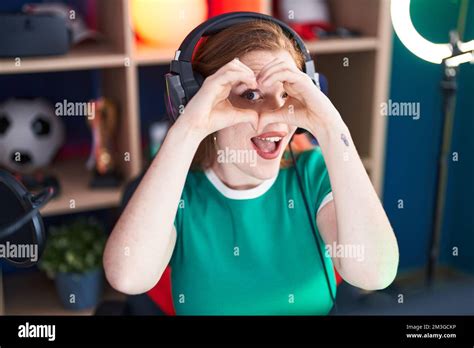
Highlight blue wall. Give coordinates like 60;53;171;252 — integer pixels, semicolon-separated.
383;0;474;274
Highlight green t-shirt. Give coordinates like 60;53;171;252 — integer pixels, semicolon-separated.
170;147;336;315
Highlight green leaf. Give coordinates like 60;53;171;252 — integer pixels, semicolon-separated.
39;218;106;276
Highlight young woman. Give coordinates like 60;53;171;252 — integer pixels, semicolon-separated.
103;20;399;315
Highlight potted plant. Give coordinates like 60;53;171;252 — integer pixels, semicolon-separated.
39;218;107;310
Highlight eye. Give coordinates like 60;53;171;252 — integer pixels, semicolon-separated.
240;90;262;102
281;92;288;99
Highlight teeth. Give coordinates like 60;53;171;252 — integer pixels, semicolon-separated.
256;136;282;142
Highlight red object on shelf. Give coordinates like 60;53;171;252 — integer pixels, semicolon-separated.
208;0;267;17
289;22;334;41
272;0;334;40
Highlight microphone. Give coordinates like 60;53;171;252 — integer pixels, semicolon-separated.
0;170;53;267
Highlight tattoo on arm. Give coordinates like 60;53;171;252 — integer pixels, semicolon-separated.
341;133;349;147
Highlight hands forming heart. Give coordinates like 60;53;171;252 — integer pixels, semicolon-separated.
177;56;341;141
254;56;342;135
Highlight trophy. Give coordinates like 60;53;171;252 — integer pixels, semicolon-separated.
86;97;121;188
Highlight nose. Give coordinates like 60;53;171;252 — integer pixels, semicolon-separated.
257;94;286;114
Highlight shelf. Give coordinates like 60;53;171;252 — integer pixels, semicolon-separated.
306;37;379;54
0;42;126;75
134;42;175;66
0;37;379;71
133;37;379;66
3;271;125;315
40;159;125;216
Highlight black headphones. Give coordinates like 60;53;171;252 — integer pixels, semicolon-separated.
164;11;320;124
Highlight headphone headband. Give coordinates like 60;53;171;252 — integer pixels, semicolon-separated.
176;12;312;63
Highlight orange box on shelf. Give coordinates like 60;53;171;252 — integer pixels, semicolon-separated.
131;0;208;48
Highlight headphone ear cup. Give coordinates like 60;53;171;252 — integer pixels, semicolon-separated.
164;73;187;122
194;72;204;88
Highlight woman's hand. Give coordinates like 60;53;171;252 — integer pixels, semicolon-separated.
257;60;400;291
257;57;343;135
176;58;259;140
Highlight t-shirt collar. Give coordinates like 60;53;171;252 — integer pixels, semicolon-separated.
204;168;278;200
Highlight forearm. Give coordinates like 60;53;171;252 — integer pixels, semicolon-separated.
311;116;399;289
104;119;202;294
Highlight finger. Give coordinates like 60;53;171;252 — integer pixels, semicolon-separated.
213;69;258;90
259;65;301;87
216;58;254;78
211;60;257;86
232;58;255;75
260;68;302;89
256;57;281;79
211;64;252;81
204;71;257;107
257;57;299;83
256;58;286;82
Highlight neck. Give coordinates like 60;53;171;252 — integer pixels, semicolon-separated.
210;162;263;190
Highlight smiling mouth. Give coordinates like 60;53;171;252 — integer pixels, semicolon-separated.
250;132;286;160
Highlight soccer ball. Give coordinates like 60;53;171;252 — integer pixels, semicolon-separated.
0;98;64;174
